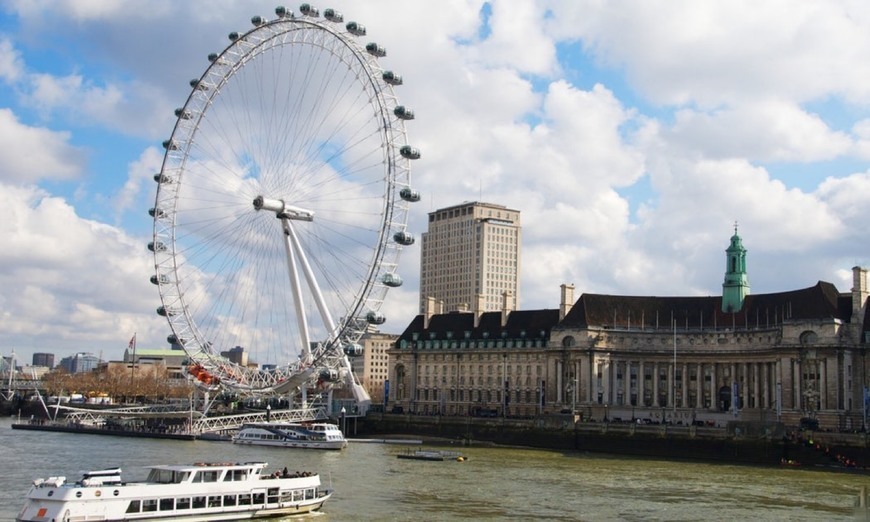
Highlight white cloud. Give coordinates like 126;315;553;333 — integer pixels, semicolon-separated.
546;0;870;106
474;0;559;76
668;101;852;163
0;108;85;183
0;183;166;356
0;37;24;82
112;146;163;222
5;0;159;21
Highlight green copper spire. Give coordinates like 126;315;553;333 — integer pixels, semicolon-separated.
722;222;750;313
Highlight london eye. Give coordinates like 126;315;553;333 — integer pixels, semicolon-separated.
149;4;420;408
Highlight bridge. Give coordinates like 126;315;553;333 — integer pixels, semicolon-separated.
54;405;328;435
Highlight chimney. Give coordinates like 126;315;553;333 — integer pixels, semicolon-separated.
424;296;442;329
560;283;575;320
474;293;485;328
853;266;868;330
501;290;514;327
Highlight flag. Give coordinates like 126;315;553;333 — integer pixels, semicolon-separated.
128;334;136;350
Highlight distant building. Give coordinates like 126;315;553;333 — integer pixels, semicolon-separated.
32;352;54;368
221;346;249;367
349;332;397;405
420;201;521;315
58;353;101;373
106;347;191;381
22;365;50;379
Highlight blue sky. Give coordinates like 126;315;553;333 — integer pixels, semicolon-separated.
1;0;869;364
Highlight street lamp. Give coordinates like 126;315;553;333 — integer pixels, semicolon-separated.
340;406;346;435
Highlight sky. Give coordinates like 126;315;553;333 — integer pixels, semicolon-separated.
1;0;869;365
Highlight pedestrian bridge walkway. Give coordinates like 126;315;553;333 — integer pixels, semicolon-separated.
55;405;328;435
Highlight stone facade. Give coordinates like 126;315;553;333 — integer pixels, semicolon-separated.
389;233;870;430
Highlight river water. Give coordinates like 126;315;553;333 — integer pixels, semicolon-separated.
1;417;867;521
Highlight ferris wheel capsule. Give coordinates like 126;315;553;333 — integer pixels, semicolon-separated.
394;106;414;120
324;8;343;22
399;187;420;202
382;71;402;86
346;21;366;36
275;6;292;18
400;145;420;159
381;273;403;287
365;42;386;57
393;231;415;246
366;311;386;325
319;369;339;381
300;4;319;17
147;241;166;253
343;343;363;356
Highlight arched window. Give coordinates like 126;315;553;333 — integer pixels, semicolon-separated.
799;331;818;345
562;336;576;348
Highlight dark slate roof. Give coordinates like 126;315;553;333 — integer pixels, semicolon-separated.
558;281;848;330
396;309;561;342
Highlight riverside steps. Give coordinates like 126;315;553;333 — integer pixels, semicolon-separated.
357;412;870;470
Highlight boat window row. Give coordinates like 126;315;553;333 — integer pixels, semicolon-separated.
125;488;316;514
239;432;283;440
146;468;254;483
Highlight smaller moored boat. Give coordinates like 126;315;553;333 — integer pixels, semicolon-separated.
397;449;466;462
16;461;331;521
233;421;348;450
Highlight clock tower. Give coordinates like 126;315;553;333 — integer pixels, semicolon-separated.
722;224;750;313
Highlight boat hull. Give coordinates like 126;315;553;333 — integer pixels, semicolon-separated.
16;462;331;522
17;496;329;521
234;438;346;450
232;422;348;450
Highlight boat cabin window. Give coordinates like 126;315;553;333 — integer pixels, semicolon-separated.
194;470;219;482
192;496;206;508
224;494;237;506
224;469;248;481
146;469;189;484
159;498;174;511
238;493;252;505
208;495;222;507
142;499;158;512
126;500;140;513
176;497;191;510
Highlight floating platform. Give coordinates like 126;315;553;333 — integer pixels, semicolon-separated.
397;449;465;461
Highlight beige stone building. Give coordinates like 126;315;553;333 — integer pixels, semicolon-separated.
419;201;521;315
390;231;870;430
350;332;397;405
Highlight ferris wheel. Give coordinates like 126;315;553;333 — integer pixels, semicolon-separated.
149;4;420;404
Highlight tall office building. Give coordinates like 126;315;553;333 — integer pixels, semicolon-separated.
420;201;521;314
32;352;54;368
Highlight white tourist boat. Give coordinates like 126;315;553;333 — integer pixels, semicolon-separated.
233;421;348;450
16;461;332;521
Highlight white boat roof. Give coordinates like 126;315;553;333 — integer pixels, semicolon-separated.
144;461;269;472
